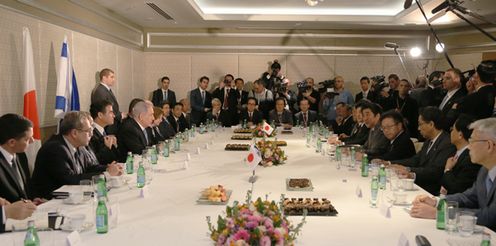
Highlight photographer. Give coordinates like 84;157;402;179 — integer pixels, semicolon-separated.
321;76;354;125
274;78;297;113
374;74;398;111
296;77;320;113
417;71;445;109
263;60;285;91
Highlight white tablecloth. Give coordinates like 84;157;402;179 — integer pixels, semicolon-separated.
1;128;494;245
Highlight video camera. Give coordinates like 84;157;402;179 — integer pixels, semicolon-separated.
370;75;388;93
316;79;339;98
296;80;312;94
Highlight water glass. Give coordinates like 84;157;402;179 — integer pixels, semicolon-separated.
80;180;93;200
445;201;459;234
108;196;120;229
457;211;477;237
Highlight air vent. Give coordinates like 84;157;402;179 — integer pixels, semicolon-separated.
146;2;174;20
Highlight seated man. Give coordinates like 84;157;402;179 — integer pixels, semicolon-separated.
341;102;369;145
410;118;496;232
330;102;354;136
168;103;189;133
361;102;389;158
440;115;481;195
239;97;263;127
0;114;34;203
31;112;122;199
158;101;176;139
1;197;36;233
390;107;456;195
294;98;317;127
89;100;119;166
207;98;230;127
117;100;155;161
373;110;416;161
268;97;293;127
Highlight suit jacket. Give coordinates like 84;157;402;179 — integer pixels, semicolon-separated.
447;167;496;232
116;117;151;162
268;109;294;126
440;88;466;130
395;131;456;195
207;110;231;127
378;131;416;161
168;114;188;133
355;90;377;103
0;152;30;202
212;87;238;126
239;110;263;125
363;124;389;158
330;115;354;136
91;84;121;134
442;148;481;195
190;88;212;126
31;135;107;199
418;86;444;109
343;123;370;145
297;89;320;112
458;85;496;120
89;128;119;165
147;126;165;145
394;95;420;138
152;89;176;107
158;117;176;139
294;110;318;127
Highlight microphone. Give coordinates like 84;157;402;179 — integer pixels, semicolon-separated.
432;0;449;14
384;42;399;49
404;0;413;9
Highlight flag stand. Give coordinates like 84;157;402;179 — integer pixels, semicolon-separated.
248;169;258;183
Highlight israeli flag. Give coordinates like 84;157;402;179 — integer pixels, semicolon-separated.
54;36;79;119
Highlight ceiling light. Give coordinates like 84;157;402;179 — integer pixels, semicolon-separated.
435;43;445;53
410;47;422;57
305;0;321;7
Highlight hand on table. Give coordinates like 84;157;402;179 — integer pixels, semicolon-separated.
32;198;47;206
410;202;436;219
4;200;36;220
412;194;437;207
107;161;123;176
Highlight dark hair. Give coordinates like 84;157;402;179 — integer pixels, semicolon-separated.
380;110;405;129
477;60;496;84
247;97;258;105
360;76;370;83
446;68;463;80
128;98;144;115
361;102;382;116
234;78;244;84
174;102;184;109
199;76;209;82
0;114;33;144
419;106;444;130
299;98;309;105
225;74;234;80
254;79;264;86
271;60;281;70
388;74;399;81
160;100;170;108
90;100;113;119
429;71;444;83
161;76;170;82
454;114;475;140
99;68;114;81
275;97;286;106
336;102;347;108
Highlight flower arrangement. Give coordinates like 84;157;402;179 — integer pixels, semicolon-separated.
207;191;306;246
253;125;277;138
256;140;287;167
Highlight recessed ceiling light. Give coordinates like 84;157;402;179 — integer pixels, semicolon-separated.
410;47;422;57
435;43;445;53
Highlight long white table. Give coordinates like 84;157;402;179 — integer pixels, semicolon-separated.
2;128;494;245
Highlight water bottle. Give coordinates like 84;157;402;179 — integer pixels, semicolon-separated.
184;129;190;142
243;119;247;129
150;146;158;165
436;194;446;229
137;158;146;188
191;125;196;137
350;146;356;168
370;176;379;207
316;138;322;153
24;220;40;246
378;164;387;190
125;151;134;174
481;232;491;246
306;131;311;147
96;196;108;234
361;154;369;177
163;140;170;157
96;174;107;199
174;135;181;151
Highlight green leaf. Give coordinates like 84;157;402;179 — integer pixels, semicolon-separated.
217;215;226;231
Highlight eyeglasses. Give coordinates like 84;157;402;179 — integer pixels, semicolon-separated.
77;127;93;134
468;138;491;144
380;124;397;131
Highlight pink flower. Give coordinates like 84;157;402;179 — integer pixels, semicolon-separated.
245;221;258;229
232;229;250;242
259;236;271;246
263;218;274;231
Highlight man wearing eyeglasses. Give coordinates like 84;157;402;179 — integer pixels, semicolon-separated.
31;111;122;199
410;118;496;232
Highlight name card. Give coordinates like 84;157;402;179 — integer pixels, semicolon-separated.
197;147;201;155
397;233;409;246
204;143;209;149
184;160;189;170
186;153;191;161
380;202;392;218
66;230;82;246
139;186;149;198
355;186;362;198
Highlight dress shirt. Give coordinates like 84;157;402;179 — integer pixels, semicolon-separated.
93;123;106;136
427;132;442;154
439;88;460;109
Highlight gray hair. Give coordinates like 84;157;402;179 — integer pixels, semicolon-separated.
131;101;149;118
469;118;496;140
59;111;92;135
211;98;221;106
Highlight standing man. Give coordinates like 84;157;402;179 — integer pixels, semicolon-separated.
91;68;123;134
234;78;249;124
190;76;212;126
438;68;466;130
355;76;376;102
152;76;176;107
297;77;320;113
212;74;238;126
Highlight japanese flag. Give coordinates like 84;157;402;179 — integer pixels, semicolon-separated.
262;121;274;135
246;144;262;170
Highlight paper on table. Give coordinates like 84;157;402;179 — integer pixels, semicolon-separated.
380;202;392;218
355;186;362;198
67;230;82;246
6;211;49;231
53;185;82;194
397;233;409;246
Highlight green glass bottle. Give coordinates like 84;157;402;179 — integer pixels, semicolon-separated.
174;135;181;151
125;151;134;174
481;232;491;246
370;176;379;207
150;146;158;165
163;140;170;157
24;220;40;246
96;196;108;234
378;164;387;190
97;174;107;198
436;194;446;229
137;158;146;188
316;138;322;153
361;154;369;177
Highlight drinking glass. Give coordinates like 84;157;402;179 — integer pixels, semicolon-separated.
80;180;93;201
457;211;477;237
445;201;459;234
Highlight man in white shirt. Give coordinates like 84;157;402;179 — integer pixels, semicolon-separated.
1;197;36;233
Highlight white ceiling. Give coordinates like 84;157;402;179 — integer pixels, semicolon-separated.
94;0;496;30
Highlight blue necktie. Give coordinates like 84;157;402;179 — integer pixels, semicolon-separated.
486;176;494;196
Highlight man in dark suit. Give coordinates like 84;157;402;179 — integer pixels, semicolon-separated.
438;68;467;130
151;76;176;107
117;100;155;161
362;102;389;158
211;74;238;126
234;78;249;123
1;198;36;233
294;99;317;127
411;118;496;231
89;100;119;166
373;110;416;161
190;76;212;126
206;98;231;127
158;102;176;139
441;115;480;195
168;103;189;133
394;79;420;138
330;102;354;136
391;107;456;195
417;71;445;109
239;97;263;127
0;114;34;203
341;102;369;145
31;112;122;199
355;76;376;103
457;60;496;120
268;97;294;127
91;68;123;134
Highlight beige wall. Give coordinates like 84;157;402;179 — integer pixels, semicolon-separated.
0;6;144;127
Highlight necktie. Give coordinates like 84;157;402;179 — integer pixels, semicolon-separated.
163;90;168;102
201;90;205;105
439;94;450;110
249;112;253;121
143;129;149;145
303;112;308;126
426;140;434;154
223;89;229;109
11;156;25;192
486;176;494;196
278;113;282;123
175;118;180;132
74;151;82;174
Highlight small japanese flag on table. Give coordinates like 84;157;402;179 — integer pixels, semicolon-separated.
262;121;274;135
246;144;262;170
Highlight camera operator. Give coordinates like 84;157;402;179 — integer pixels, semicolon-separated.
321;76;354;125
296;77;320;113
274;78;297;113
263;60;285;91
417;71;445;109
249;79;274;120
375;74;399;111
